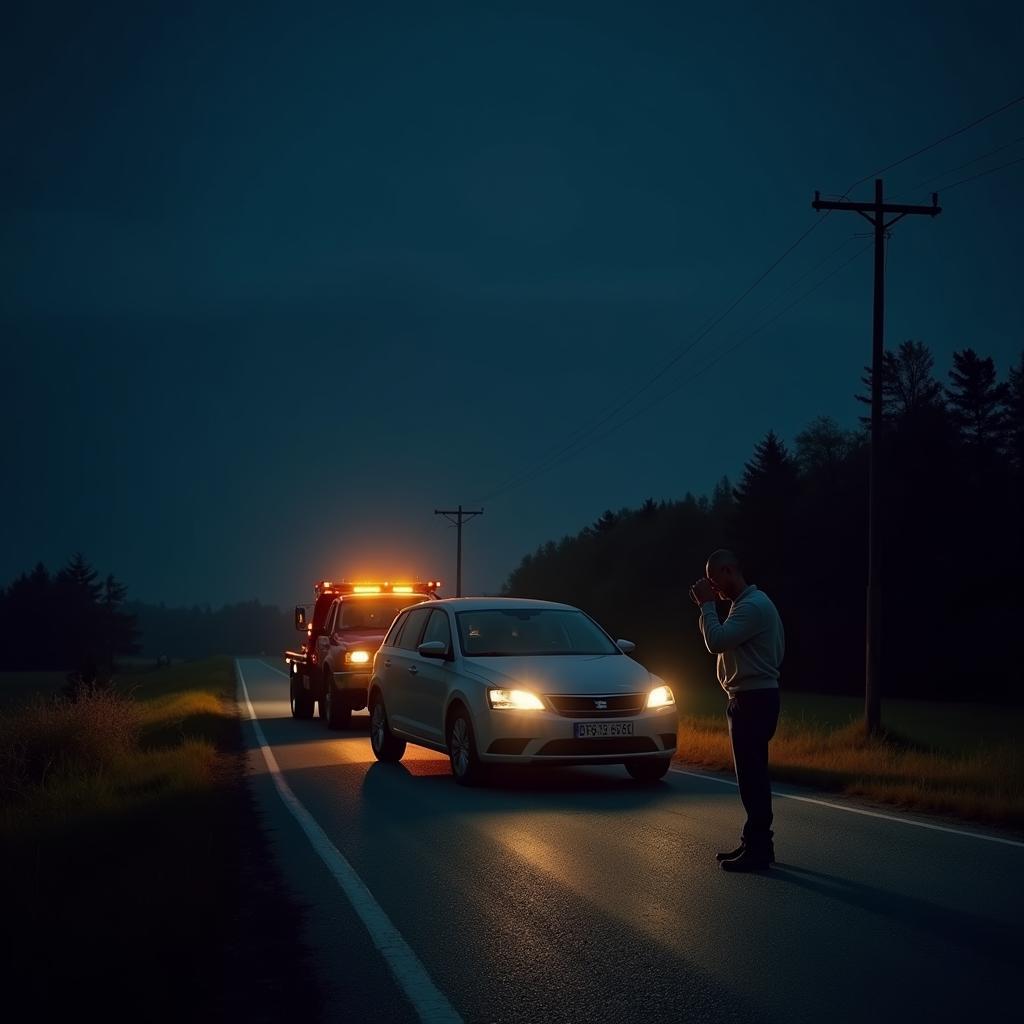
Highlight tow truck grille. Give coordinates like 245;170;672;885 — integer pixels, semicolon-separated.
546;693;646;718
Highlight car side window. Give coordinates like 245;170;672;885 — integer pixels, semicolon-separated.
396;607;432;652
324;601;338;635
384;612;408;648
421;610;452;652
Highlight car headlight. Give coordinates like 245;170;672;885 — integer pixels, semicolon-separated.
488;688;545;711
344;650;371;665
646;685;675;709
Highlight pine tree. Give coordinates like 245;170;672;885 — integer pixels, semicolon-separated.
945;348;1009;453
1005;349;1024;474
857;340;944;425
733;431;799;588
795;415;856;476
100;573;140;667
55;553;103;675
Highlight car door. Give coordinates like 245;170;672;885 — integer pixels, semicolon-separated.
404;608;453;745
385;606;432;735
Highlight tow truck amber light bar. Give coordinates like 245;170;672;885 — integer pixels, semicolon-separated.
314;579;442;596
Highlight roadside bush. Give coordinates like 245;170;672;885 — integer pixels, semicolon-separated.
0;688;141;802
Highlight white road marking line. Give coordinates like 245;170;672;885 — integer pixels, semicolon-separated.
670;767;1024;849
258;656;1023;851
235;659;463;1024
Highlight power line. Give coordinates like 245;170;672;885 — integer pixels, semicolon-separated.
842;92;1024;195
479;241;873;502
472;90;1024;505
897;135;1024;195
475;217;833;504
935;153;1024;193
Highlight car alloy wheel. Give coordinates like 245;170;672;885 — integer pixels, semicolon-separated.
450;717;471;777
370;701;386;752
369;696;406;762
447;710;484;786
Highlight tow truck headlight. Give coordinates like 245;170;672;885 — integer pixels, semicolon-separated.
345;650;371;665
488;688;545;711
646;685;675;709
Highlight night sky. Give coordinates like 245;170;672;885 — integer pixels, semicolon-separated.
3;1;1022;607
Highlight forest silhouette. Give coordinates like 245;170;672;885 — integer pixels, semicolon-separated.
2;342;1020;701
503;342;1024;702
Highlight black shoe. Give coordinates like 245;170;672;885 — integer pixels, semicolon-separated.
721;848;772;872
716;840;776;864
716;843;747;862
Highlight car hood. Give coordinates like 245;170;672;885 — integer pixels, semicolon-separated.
460;654;658;695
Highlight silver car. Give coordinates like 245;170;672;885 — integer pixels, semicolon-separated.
368;597;679;785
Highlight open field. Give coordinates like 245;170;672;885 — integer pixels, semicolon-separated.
1;659;319;1022
673;682;1024;828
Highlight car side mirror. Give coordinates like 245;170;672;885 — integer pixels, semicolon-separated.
417;641;449;659
616;639;636;654
294;606;307;631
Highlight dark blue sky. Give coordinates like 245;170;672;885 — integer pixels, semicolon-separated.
2;1;1022;606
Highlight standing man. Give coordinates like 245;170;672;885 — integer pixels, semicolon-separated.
690;549;784;872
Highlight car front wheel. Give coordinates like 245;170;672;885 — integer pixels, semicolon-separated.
369;695;406;762
447;708;486;787
625;757;671;783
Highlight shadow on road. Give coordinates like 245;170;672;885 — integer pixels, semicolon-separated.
768;864;1018;965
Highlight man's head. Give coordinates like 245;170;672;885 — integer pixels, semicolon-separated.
705;549;747;601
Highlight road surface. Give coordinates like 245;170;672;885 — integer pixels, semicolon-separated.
236;658;1022;1024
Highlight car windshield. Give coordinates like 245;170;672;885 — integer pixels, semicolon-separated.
455;609;619;657
339;597;425;631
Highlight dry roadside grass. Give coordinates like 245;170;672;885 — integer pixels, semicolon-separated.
0;658;320;1023
677;712;1024;829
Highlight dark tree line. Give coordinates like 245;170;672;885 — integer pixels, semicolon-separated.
504;343;1024;703
124;600;294;659
0;556;295;671
0;554;139;673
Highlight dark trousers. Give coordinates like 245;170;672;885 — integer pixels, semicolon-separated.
726;688;780;848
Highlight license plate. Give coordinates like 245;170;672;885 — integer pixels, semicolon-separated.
573;721;634;738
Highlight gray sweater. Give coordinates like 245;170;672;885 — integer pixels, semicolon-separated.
699;585;784;696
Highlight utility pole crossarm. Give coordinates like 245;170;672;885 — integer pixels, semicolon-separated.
812;191;942;218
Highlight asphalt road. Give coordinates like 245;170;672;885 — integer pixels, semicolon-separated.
236;657;1022;1024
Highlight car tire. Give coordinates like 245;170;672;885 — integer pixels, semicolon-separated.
323;672;352;731
447;707;486;787
625;757;671;783
290;673;314;719
369;694;406;762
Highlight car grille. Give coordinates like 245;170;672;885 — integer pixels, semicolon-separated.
537;737;658;756
545;693;646;718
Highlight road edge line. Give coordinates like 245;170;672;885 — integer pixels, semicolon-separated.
670;767;1024;849
235;658;464;1024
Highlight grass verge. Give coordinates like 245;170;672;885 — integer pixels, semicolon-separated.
0;658;320;1022
675;692;1024;830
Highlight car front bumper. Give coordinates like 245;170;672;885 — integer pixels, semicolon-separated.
475;704;679;765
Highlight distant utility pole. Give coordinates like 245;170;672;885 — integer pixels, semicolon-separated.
812;179;941;735
434;505;484;597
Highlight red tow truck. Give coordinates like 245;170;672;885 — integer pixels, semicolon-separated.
285;579;440;728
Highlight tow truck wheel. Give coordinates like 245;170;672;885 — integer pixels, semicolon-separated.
290;673;314;719
323;672;352;731
369;694;406;762
625;757;671;783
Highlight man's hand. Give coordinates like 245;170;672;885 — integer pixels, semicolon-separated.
690;578;716;605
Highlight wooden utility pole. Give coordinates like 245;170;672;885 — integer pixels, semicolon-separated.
811;180;941;734
434;505;484;597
